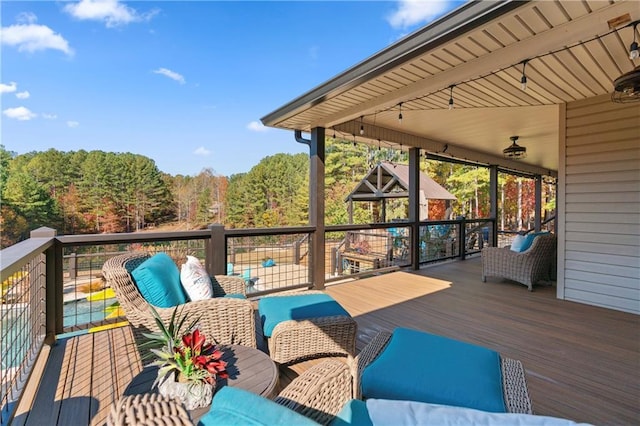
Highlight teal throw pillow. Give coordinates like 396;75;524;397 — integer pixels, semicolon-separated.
361;328;506;413
511;231;550;252
198;386;319;426
131;253;187;308
258;293;351;337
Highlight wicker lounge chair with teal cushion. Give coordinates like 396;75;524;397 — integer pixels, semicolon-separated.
102;252;258;349
481;232;557;291
258;291;357;364
353;328;533;415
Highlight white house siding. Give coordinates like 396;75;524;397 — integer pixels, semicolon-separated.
559;94;640;314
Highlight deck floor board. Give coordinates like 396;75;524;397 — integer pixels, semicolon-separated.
20;258;640;425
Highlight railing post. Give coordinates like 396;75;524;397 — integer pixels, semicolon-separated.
458;217;467;260
30;227;62;344
207;224;226;276
293;240;301;266
68;252;77;279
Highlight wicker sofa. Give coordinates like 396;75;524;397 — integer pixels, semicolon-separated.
481;233;557;291
101;252;258;349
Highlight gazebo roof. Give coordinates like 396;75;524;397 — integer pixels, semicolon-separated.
346;161;456;202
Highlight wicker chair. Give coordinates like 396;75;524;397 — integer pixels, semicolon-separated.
106;359;352;426
101;252;258;349
481;233;557;291
352;330;533;415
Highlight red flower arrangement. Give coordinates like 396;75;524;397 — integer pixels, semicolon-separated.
176;329;229;384
142;307;228;385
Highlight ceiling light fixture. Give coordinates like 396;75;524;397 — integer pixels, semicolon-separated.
398;102;403;123
612;21;640;103
503;136;527;159
360;116;365;135
448;85;455;110
612;66;640;103
629;22;639;60
520;60;529;90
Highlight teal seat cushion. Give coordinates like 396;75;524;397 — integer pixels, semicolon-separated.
330;399;373;426
361;328;506;413
223;293;247;299
198;387;319;426
131;253;187;308
258;293;350;337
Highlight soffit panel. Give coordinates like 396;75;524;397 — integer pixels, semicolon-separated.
266;1;637;174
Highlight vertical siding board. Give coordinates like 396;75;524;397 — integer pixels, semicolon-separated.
563;95;640;314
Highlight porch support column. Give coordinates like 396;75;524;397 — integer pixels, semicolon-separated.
309;127;326;290
535;174;542;232
408;148;420;270
489;165;498;247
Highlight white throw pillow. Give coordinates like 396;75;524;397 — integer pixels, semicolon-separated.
365;400;592;426
180;255;213;301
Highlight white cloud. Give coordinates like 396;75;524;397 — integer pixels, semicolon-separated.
0;82;17;94
0;21;74;56
3;106;37;121
247;121;268;132
153;68;186;85
64;0;159;28
194;146;211;156
67;121;80;128
387;0;453;30
43;113;57;120
16;90;30;99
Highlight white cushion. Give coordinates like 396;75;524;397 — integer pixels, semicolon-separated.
365;400;592;426
180;255;213;301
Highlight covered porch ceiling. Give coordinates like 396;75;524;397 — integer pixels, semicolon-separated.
262;0;639;177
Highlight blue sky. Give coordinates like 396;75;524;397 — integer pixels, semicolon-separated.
1;0;463;177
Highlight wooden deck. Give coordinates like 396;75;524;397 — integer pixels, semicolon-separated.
13;257;640;425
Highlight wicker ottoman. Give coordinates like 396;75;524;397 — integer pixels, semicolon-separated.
258;291;357;364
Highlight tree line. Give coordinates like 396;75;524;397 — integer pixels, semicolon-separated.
0;142;553;248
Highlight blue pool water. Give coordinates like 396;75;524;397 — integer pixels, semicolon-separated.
63;297;117;328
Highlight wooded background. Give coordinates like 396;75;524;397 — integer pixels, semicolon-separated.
0;141;554;248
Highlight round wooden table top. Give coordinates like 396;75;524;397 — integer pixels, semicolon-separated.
124;344;278;422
